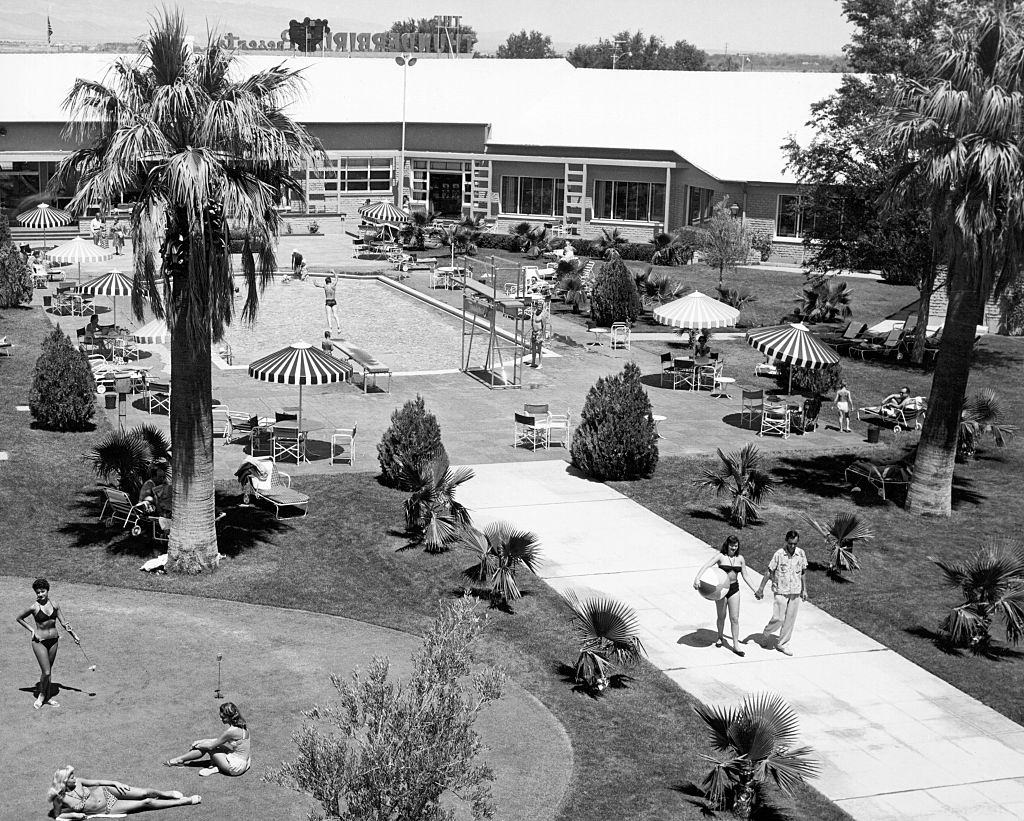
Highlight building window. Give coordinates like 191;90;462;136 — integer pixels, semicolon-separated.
500;176;565;217
592;180;666;222
776;194;812;237
686;186;715;225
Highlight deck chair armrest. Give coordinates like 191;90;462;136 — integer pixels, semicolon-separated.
277;470;292;487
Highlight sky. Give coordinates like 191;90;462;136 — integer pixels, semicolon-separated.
0;0;855;54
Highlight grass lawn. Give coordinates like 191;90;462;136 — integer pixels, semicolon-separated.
0;305;847;821
612;332;1024;726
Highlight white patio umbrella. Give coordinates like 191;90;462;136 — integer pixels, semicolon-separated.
358;201;410;224
46;236;114;283
132;318;169;344
745;322;840;394
653;290;740;329
80;270;133;327
247;342;350;433
16;203;73;249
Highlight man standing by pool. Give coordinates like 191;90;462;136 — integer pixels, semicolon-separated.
754;530;808;656
313;274;342;335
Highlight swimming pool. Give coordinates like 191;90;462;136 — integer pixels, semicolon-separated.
221;277;464;372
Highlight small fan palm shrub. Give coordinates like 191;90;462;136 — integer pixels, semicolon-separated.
29;327;96;431
589;257;643;327
796;275;854;323
714;283;757;310
803;512;874;577
694;691;819;818
562;589;646;694
461;522;542;609
651;231;685;266
634;265;686;310
400;209;436;250
593;227;629;260
571;362;658;481
557;268;588;313
89;423;172;500
694;444;775;528
957;389;1016;462
378;395;446;489
402;451;474;553
933;540;1024;653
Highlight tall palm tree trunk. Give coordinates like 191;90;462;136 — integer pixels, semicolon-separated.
906;282;980;516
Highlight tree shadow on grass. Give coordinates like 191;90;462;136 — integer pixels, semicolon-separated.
905;625;1024;661
669;781;799;820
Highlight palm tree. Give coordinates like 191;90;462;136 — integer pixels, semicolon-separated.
524;225;551;258
89;423;171;499
651;231;684;266
402;451;474;553
714;284;757;311
796;275;854;323
399;209;436;250
457;214;485;256
562;589;646;694
54;11;322;572
593;227;628;260
803;512;874;576
694;445;775;528
635;265;686;310
958;389;1016;462
694;691;819;818
461;522;542;608
557;270;587;314
933;540;1024;653
884;9;1024;515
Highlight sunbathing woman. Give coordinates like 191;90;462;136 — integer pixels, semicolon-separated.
48;766;199;818
164;701;251;777
15;578;79;709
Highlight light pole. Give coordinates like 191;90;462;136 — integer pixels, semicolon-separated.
395;53;418;207
611;38;630;70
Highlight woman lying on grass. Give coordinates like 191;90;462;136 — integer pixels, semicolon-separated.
48;766;199;818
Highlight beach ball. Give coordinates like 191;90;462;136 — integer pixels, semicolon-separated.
697;567;730;601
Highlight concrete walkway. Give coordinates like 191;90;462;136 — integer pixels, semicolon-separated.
458;460;1024;821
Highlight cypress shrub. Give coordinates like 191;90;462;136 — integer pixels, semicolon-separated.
775;361;844;395
377;394;447;489
571;362;658;481
0;213;33;308
30;326;96;430
589;257;643;328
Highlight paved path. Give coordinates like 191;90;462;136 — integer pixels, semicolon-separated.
458;461;1024;821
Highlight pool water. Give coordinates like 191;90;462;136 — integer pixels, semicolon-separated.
222;278;464;372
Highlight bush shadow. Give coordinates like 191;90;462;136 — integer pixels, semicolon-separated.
905;625;1024;661
554;662;634;699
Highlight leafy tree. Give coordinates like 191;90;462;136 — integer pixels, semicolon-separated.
0;213;33;308
795;275;854;323
53;10;322;572
693;197;750;286
377;394;446;489
562;589;645;694
387;17;478;53
933;540;1024;653
571;362;658;481
461;522;542;609
957;390;1016;462
694;691;819;817
694;445;774;528
400;209;436;250
589;257;642;327
496;30;555;59
29;327;95;430
567;30;706;70
266;597;505;821
402;451;474;554
803;512;874;576
89;423;172;499
883;8;1024;516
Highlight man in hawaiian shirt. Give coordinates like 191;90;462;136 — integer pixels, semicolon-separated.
755;530;808;656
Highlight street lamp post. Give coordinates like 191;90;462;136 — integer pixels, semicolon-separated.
395;54;418;207
611;38;630;70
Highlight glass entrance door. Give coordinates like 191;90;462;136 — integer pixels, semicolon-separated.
428;173;464;219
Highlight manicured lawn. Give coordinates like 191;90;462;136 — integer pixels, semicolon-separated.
612;332;1024;725
0;305;847;821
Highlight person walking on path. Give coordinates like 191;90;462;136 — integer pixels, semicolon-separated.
111;218;126;255
291;249;303;278
693;535;759;656
89;216;102;244
834;381;853;433
15;578;80;709
164;702;251;777
755;530;808;656
314;274;341;333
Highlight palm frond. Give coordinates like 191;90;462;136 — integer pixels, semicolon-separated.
766;746;821;794
693;701;743;752
741;692;803;750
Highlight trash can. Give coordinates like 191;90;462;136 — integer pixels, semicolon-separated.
104;393;117;410
866;426;881;444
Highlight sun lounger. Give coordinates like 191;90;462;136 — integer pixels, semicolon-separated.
845;460;911;502
332;342;392;393
857;397;926;433
0;336;11;357
236;456;309;518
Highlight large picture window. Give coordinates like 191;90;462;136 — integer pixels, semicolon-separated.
776;194;812;237
500;176;565;217
593;180;666;222
686;186;715;225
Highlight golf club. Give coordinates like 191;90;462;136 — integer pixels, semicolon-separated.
75;640;97;672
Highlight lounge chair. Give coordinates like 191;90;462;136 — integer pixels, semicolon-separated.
333;342;392;393
0;336;11;357
610;322;630;350
237;456;309;518
845;460;911;502
331;425;357;465
850;328;902;360
825;322;868;354
857;397;926;433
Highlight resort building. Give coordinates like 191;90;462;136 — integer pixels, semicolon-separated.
0;53;843;264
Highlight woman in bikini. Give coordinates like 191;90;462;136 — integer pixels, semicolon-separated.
164;701;251;777
15;578;79;709
314;274;341;334
692;535;759;656
47;765;199;818
834;381;853;433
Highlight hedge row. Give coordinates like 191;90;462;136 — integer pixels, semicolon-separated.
474;232;657;262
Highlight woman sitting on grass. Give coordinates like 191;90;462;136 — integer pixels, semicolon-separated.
163;702;251;777
48;766;199;818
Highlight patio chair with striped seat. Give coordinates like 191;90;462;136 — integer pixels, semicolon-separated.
238;456;309;518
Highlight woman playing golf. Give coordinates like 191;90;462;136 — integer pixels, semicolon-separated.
692;536;759;657
15;578;79;709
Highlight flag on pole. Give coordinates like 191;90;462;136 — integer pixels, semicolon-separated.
47;16;53;43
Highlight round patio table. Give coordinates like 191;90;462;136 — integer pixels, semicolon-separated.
587;327;609;347
651;414;667;438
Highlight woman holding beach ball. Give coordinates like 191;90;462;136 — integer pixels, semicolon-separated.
693;535;758;656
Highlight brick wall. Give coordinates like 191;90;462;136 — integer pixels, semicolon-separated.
929;287;1005;333
767;240;811;267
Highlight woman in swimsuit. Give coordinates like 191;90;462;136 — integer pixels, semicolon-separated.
314;274;341;333
48;765;199;818
692;536;759;656
834;381;853;433
15;578;79;709
164;702;251;777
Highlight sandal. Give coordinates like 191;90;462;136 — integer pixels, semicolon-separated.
189;796;202;805
714;639;725;648
731;645;746;657
163;759;184;767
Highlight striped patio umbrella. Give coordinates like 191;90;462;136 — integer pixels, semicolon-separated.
358;201;410;224
132;318;169;345
746;322;840;394
80;270;133;327
16;203;73;249
653;290;740;329
46;236;114;284
248;342;350;432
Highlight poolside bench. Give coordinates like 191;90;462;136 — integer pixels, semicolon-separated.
332;342;392;393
